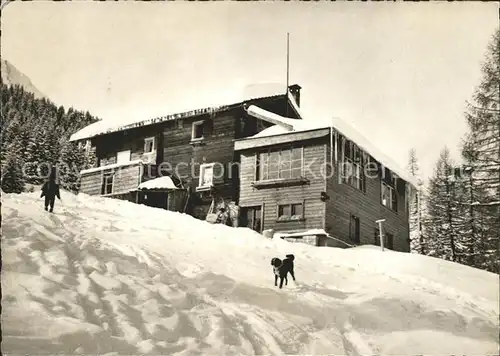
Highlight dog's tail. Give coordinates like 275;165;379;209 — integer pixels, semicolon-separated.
286;254;295;261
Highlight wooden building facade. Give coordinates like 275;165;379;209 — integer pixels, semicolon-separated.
73;86;303;220
72;83;415;252
235;124;414;252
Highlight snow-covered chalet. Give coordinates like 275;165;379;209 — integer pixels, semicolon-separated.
70;84;303;219
70;83;417;251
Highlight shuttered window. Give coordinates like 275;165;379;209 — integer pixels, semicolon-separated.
341;138;366;192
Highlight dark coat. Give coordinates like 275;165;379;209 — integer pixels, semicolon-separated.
41;180;60;199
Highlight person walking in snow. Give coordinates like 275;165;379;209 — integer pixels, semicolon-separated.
40;167;61;212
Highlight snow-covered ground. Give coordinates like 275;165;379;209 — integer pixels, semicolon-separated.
2;191;499;355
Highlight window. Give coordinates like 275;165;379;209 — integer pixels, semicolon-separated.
278;204;291;217
101;173;114;195
341;140;366;191
291;203;303;217
381;168;398;211
144;137;155;154
342;159;363;189
268;150;280;180
277;202;304;221
199;163;214;188
257;146;303;181
192;120;205;141
381;182;398;212
350;215;360;244
255;155;261;180
116;150;131;164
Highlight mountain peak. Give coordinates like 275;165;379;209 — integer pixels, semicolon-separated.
1;59;46;99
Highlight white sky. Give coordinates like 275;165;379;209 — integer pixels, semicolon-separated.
2;1;498;180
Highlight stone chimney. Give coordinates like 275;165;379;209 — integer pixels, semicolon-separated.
288;84;302;107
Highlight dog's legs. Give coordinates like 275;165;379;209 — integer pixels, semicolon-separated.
279;277;285;289
290;269;296;281
285;275;288;286
274;274;278;287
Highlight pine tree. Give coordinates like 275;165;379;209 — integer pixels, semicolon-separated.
457;139;485;268
26;125;52;183
46;124;63;165
462;28;500;273
1;112;22;148
407;148;426;254
58;141;87;192
1;145;26;193
446;164;482;266
0;82;100;192
84;143;98;170
424;147;466;263
0;113;21;164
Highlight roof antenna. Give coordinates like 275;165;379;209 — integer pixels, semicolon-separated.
285;32;290;118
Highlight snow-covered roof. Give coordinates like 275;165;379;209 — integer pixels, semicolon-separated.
80;160;143;175
244;105;419;188
252;124;290;138
274;229;328;239
138;176;181;190
246;105;297;130
70;83;302;142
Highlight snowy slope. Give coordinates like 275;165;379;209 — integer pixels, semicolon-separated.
2;191;499;355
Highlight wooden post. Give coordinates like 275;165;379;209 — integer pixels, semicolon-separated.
376;219;386;251
285;32;290;118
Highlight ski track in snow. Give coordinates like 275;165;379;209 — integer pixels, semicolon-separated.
2;191;499;355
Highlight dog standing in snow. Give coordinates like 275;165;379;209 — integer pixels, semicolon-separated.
270;254;296;289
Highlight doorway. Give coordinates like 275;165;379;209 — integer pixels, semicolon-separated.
138;191;168;209
240;206;262;232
